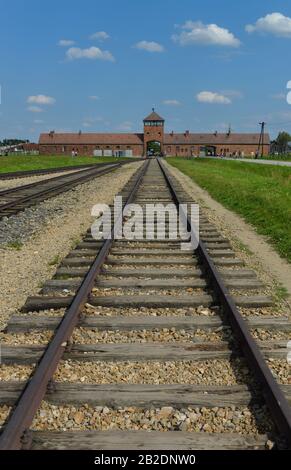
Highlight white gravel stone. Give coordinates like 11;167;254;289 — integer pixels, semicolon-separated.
0;168;81;191
0;162;142;330
54;359;253;385
83;305;217;317
30;402;273;434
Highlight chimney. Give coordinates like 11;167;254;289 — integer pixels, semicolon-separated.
170;131;174;137
185;130;189;137
78;130;82;136
49;130;55;138
214;130;218;136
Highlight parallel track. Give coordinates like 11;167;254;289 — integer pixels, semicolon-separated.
0;163;99;181
0;158;290;450
0;162;128;220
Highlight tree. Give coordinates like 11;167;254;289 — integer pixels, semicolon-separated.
0;138;29;147
147;141;161;156
276;131;291;154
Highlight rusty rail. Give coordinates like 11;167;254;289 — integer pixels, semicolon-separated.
158;157;291;447
0;160;149;450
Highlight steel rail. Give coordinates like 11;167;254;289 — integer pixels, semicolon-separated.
157;158;291;447
0;163;119;197
0;159;142;181
0;160;149;450
0;163;102;181
0;163;124;219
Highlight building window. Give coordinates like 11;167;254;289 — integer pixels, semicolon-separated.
145;121;163;127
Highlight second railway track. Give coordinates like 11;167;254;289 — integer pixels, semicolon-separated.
0;162;128;220
0;158;290;450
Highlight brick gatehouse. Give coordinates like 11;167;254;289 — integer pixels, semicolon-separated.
39;110;270;157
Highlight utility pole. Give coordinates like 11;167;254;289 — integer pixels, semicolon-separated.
257;122;266;158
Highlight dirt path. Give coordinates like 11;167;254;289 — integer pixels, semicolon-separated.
165;161;291;300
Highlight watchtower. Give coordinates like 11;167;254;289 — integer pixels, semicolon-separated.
143;109;164;156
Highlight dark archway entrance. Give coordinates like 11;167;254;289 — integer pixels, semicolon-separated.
147;141;162;157
199;145;217;157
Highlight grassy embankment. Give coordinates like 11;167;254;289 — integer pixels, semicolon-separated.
263;154;291;162
167;158;291;263
0;155;131;173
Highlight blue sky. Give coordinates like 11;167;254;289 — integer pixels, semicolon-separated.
1;0;291;141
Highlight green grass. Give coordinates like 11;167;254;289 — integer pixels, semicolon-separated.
273;285;289;302
263;154;291;162
48;255;61;267
0;154;131;173
6;240;23;251
167;158;291;262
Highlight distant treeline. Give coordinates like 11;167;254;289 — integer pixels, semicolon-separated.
271;131;291;154
0;139;29;147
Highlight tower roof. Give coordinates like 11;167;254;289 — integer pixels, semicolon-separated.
144;109;164;122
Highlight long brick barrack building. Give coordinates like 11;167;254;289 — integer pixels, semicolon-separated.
39;110;270;157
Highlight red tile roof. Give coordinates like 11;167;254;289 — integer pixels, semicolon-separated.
39;131;270;146
143;111;165;121
39;133;144;145
164;133;270;145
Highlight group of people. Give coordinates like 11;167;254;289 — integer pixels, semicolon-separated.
71;149;79;157
216;150;245;159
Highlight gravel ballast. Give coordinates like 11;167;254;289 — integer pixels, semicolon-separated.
83;305;216;317
29;403;273;434
54;359;253;385
0;168;81;191
0;162;142;330
0;402;274;436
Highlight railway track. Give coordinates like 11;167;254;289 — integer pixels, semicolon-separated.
0;163;99;181
0;158;290;450
0;162;128;220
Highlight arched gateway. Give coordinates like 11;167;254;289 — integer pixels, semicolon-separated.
39;110;270;157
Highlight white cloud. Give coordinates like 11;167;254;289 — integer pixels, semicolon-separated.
116;121;133;131
89;95;100;100
246;12;291;37
58;39;75;46
162;99;181;106
134;41;165;52
66;46;115;61
196;91;231;104
82;122;92;128
173;21;241;47
27;106;44;113
90;31;110;41
27;95;56;105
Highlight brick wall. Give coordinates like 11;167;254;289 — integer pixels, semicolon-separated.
39;144;143;156
164;144;270;157
143;124;164;155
